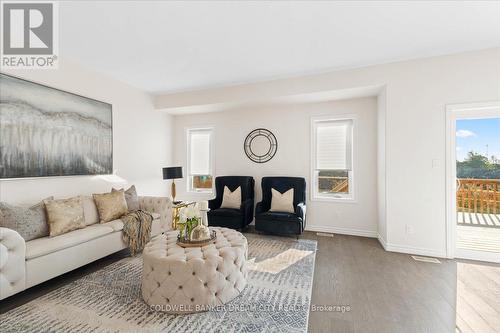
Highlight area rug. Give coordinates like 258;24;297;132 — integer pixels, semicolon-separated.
0;234;317;333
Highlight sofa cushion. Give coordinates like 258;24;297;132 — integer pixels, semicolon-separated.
208;208;243;217
99;219;124;232
255;211;302;223
93;191;128;223
26;225;114;260
44;197;86;237
81;196;99;226
0;197;53;241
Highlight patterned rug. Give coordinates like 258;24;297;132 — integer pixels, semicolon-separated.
0;233;317;333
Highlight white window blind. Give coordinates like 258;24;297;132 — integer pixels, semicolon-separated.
315;120;353;170
189;130;211;175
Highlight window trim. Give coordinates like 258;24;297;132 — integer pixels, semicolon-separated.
186;126;215;194
310;114;357;203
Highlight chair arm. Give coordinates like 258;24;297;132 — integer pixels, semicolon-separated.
295;202;306;218
139;196;172;232
240;199;254;224
0;227;26;300
208;198;220;210
255;201;267;215
295;202;307;229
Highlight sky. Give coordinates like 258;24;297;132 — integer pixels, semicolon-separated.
456;118;500;162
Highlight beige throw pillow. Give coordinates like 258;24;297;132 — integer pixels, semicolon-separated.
0;197;53;241
81;195;100;226
44;197;86;237
112;185;139;212
270;188;295;213
220;186;241;209
93;191;128;223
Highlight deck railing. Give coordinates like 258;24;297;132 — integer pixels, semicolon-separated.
318;176;349;193
457;178;500;214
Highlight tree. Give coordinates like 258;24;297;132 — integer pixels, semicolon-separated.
457;151;500;179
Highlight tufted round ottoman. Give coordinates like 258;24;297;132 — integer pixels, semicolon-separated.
141;227;248;314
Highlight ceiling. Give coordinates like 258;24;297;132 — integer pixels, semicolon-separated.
60;1;500;94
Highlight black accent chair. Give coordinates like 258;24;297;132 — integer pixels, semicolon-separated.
208;176;255;230
255;177;306;237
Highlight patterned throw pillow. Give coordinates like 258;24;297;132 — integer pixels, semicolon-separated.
112;185;139;212
44;197;86;237
93;191;128;223
0;197;53;241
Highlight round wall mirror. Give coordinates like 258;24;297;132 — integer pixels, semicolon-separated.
244;128;277;163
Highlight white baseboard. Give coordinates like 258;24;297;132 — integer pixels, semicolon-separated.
377;234;446;258
378;234;446;258
377;233;388;250
381;243;447;258
305;225;377;238
305;227;446;258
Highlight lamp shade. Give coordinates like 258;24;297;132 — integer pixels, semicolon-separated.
163;167;183;180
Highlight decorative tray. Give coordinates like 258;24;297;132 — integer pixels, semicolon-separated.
177;230;217;248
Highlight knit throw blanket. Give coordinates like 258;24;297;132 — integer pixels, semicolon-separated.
121;210;153;256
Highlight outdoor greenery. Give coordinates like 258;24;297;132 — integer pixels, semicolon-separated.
457;151;500;179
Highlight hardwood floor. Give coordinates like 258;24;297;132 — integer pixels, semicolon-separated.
301;231;500;333
456;260;500;333
304;232;456;332
1;230;499;333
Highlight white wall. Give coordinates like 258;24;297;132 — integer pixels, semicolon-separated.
0;60;173;205
157;48;500;257
172;97;379;236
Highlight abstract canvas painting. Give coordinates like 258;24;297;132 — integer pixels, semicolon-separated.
0;74;112;178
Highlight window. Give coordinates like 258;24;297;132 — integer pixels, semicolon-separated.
311;116;355;201
187;128;214;193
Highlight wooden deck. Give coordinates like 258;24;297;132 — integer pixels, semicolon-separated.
457;212;500;227
457;225;500;253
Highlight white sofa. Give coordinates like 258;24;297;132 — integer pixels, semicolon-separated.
0;196;171;300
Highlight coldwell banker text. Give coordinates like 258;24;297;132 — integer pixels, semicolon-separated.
1;2;59;69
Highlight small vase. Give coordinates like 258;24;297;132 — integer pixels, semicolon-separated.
190;224;211;241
